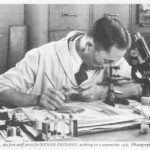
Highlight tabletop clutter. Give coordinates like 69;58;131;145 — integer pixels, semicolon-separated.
0;99;150;142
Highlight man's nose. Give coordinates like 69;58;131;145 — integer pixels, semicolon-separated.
97;64;104;69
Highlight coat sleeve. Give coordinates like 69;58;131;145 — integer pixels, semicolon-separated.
0;49;39;93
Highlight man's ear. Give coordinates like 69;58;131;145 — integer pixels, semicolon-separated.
84;41;94;53
85;38;94;52
86;41;93;47
79;35;94;53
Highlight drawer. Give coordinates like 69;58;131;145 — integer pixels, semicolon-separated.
91;4;130;31
49;4;90;30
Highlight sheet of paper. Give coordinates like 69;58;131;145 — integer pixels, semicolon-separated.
78;121;139;132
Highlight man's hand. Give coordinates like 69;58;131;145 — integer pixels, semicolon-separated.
39;88;65;110
61;85;79;101
79;83;108;102
114;82;142;99
62;84;108;102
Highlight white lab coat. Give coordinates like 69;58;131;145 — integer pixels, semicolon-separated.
0;31;131;96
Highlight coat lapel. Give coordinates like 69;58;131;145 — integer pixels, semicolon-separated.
55;31;85;86
55;37;77;86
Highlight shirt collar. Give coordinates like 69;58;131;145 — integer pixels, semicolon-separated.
69;35;83;72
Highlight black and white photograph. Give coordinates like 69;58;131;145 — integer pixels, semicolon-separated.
0;0;150;149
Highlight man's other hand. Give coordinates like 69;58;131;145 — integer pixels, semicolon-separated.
79;83;108;102
114;82;142;99
61;84;108;102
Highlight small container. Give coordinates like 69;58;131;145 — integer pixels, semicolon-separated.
70;119;78;137
7;127;16;137
42;121;49;141
33;119;42;130
140;97;150;134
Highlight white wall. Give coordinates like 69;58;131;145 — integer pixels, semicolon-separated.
0;4;24;74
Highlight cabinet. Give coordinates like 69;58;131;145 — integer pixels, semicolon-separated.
49;4;130;42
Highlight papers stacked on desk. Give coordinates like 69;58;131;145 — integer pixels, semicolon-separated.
22;101;141;136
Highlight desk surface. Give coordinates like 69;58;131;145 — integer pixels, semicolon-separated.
79;128;150;141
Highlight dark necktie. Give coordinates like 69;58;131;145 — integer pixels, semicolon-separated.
75;63;88;85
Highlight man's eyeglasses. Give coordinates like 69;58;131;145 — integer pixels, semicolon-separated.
103;59;117;65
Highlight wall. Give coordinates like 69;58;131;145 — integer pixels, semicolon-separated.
0;4;24;74
24;4;49;50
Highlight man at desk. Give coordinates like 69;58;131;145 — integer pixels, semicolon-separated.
0;16;142;110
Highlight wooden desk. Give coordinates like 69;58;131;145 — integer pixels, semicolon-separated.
79;128;150;141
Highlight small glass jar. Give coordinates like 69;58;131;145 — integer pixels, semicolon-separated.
140;97;150;134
